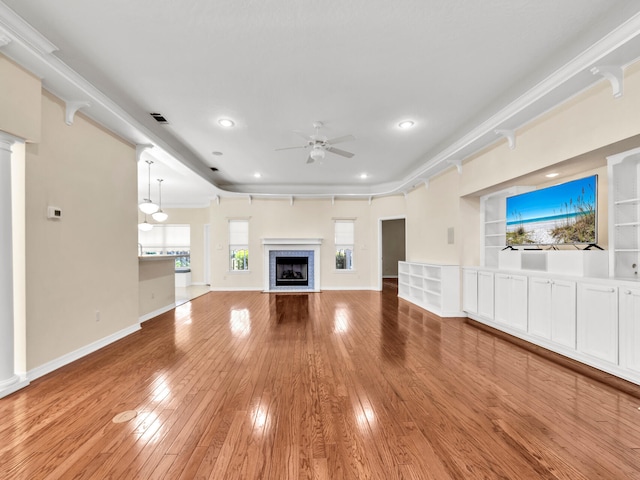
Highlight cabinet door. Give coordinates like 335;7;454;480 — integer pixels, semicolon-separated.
528;277;552;339
462;269;478;314
495;274;527;331
577;284;618;364
494;273;511;326
477;271;494;320
619;286;640;373
550;280;577;349
509;275;528;331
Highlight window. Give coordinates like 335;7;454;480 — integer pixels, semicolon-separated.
335;219;354;270
229;219;249;271
138;224;190;269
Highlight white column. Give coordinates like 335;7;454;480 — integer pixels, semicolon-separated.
0;132;22;397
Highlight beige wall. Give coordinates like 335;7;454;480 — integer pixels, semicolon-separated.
139;258;176;317
208;196;409;290
460;62;640;198
413;61;640;267
0;55;41;142
406;168;462;264
24;91;138;370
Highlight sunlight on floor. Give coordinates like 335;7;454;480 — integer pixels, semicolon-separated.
175;285;210;306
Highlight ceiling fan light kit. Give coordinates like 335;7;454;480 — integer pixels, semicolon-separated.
310;146;325;162
276;121;355;164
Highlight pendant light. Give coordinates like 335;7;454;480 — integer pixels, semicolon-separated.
138;160;159;214
152;178;168;222
138;214;153;231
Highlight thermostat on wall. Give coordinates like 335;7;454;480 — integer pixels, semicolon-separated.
47;206;62;220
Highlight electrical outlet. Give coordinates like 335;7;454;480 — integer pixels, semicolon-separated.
151;292;155;299
95;310;100;322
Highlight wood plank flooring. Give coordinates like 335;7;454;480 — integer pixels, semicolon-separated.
2;281;640;479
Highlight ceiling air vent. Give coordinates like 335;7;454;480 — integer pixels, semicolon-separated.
150;112;168;124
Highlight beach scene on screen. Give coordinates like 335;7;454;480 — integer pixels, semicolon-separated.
506;175;597;246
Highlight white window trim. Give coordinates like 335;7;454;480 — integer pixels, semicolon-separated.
229;219;250;272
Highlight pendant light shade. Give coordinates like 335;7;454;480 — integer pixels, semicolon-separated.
152;210;168;222
138;215;153;231
151;178;168;222
138;160;159;214
139;200;159;215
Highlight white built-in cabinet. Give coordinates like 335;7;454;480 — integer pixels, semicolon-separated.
494;273;528;331
398;262;462;317
619;286;640;374
464;265;640;385
528;277;576;349
577;283;618;364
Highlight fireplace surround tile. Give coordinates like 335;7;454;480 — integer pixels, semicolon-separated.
269;250;314;291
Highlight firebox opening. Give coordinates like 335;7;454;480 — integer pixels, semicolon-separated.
275;256;309;286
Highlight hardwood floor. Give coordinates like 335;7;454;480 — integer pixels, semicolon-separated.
2;282;640;479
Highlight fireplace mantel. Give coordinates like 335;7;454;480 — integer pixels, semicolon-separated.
262;239;322;292
262;238;322;246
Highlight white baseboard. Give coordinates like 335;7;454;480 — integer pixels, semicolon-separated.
27;323;141;382
208;286;263;292
321;286;378;291
139;303;177;323
189;282;208;286
0;375;30;399
210;286;378;292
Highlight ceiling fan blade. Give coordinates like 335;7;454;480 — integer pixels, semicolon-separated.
306;155;314;164
293;130;313;142
275;145;307;151
326;134;355;145
326;146;354;158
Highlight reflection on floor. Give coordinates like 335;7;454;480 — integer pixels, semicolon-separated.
175;284;210;306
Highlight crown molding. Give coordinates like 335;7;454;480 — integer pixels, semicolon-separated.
1;2;640;200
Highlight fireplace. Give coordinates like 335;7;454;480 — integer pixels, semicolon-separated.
275;256;308;286
262;238;322;292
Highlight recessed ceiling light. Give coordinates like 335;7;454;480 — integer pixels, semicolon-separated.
212;151;223;156
398;120;415;129
218;118;235;128
360;173;368;179
545;172;560;178
254;172;261;178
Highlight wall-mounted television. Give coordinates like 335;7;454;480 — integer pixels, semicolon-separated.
506;174;598;246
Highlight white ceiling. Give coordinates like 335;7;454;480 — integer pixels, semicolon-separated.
2;1;640;206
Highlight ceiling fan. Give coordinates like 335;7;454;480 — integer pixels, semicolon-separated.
276;121;355;164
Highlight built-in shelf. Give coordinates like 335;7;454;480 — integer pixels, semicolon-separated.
480;186;533;268
398;261;462;317
608;147;640;279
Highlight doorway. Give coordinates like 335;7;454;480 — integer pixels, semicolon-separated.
379;217;406;290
